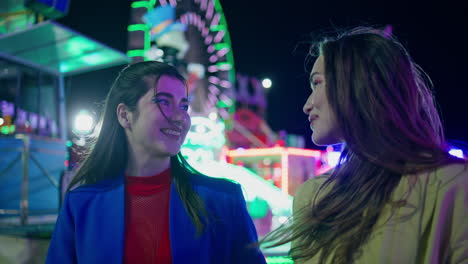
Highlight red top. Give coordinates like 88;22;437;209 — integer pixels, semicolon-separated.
123;168;172;264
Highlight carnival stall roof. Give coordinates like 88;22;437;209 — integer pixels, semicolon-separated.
0;21;129;76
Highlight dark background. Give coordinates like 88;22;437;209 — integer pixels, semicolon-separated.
57;0;467;150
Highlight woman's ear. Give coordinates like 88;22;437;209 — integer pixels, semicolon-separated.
116;103;131;129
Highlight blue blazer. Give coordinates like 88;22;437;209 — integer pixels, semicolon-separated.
46;173;266;264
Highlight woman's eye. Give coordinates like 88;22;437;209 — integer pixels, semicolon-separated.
180;105;189;111
154;99;170;106
312;80;322;86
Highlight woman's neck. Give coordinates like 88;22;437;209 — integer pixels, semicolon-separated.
125;152;170;177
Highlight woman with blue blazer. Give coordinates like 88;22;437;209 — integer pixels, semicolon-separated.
46;61;266;264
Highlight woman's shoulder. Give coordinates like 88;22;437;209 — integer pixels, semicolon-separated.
293;171;332;212
430;162;468;190
67;175;124;195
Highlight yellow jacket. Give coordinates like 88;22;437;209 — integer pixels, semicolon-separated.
293;163;468;264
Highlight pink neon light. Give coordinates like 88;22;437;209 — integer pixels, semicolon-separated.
211;13;220;27
219;80;231;88
287;148;321;157
208;76;220;84
207;45;215;53
208;65;218;72
209;55;218;63
202;27;209;37
214;30;225;43
201;0;208;10
227;147;284;157
226;147;321;158
169;0;176;7
216;47;229;57
206;2;214;20
208;85;220;94
159;0;167;6
204;35;213;45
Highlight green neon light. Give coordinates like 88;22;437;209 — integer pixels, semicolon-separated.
266;256;293;264
127;24;148;32
131;1;151;9
214;43;229;50
127;50;145;57
210;24;226;31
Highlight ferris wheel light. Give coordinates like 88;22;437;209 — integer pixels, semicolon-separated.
209;112;217;121
262;78;272;89
73;110;95;135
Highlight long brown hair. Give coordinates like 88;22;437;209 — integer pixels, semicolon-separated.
262;27;461;263
67;61;207;234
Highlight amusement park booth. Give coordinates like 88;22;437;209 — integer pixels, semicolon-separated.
0;20;129;238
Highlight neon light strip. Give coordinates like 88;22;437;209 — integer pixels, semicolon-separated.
219;80;231;88
281;150;289;194
159;0;167;5
287;147;321;157
214;43;229;50
226;147;321;158
207;45;215;53
227;147;285;157
206;2;214;20
205;35;213;45
127;50;145;57
209;55;218;63
217;62;231;70
201;0;208;10
169;0;176;6
128;24;147;31
208;76;220;84
216;47;229;57
131;1;151;9
208;65;218;72
210;13;220;27
213;30;225;43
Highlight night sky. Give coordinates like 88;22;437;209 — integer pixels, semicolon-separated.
57;0;467;150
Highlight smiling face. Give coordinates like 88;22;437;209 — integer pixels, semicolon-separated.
303;55;343;146
121;75;191;158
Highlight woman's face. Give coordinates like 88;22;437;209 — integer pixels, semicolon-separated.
303;55;343;146
121;75;191;158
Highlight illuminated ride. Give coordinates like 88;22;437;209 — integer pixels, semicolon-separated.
125;1;342;259
127;0;235;119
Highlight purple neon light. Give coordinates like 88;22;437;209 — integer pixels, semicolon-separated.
209;55;218;63
209;85;220;94
216;47;229;57
220;80;232;88
169;0;176;7
201;0;208;10
214;30;225;43
206;2;214;20
159;0;168;6
208;76;220;84
205;35;213;45
211;13;220;27
207;45;215;53
202;27;209;37
208;65;218;72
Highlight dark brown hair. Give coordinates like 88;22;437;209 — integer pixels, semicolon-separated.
262;27;462;263
68;61;207;234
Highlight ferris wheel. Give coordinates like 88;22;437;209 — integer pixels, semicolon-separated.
127;0;235;120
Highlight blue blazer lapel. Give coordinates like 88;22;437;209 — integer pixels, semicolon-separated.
92;176;125;263
169;183;210;264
